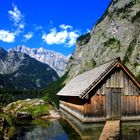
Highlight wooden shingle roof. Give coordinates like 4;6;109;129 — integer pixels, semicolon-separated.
57;58;140;99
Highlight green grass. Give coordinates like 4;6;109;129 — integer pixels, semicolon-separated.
25;104;50;118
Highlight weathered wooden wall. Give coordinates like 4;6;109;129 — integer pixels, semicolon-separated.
121;96;140;116
96;68;139;95
84;95;105;117
60;67;140;121
60;95;140;120
60;100;84;113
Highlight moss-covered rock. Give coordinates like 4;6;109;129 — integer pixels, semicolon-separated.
2;99;61;120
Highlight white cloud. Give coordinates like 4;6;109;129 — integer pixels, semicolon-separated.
87;28;91;33
42;28;68;45
8;5;23;25
18;22;25;29
23;32;33;40
0;30;15;43
42;25;80;47
59;24;72;30
68;31;79;46
8;4;25;33
33;25;43;31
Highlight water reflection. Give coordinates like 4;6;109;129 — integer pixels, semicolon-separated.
60;108;104;140
14;116;140;140
122;122;140;140
15;120;69;140
14;118;103;140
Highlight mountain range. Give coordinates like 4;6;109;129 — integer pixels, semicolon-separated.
0;0;139;91
0;47;59;89
9;46;69;76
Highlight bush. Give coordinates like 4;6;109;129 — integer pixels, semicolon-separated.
0;92;13;108
77;33;91;45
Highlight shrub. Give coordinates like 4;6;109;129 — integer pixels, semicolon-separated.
77;33;91;45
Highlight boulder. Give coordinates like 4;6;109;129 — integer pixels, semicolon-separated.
49;110;61;118
16;112;32;120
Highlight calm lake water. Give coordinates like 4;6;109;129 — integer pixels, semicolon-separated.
13;119;140;140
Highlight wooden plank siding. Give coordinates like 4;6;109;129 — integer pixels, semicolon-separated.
60;100;84;113
60;95;140;121
59;67;140;122
84;95;105;117
95;68;139;96
121;96;140;116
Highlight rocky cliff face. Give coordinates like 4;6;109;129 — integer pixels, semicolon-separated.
9;46;69;76
67;0;140;80
0;47;59;89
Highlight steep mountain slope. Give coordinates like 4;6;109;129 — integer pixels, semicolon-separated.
0;47;59;89
67;0;140;80
9;46;69;76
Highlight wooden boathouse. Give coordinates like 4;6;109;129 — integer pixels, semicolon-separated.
57;58;140;122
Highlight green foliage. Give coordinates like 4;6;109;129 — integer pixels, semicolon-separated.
0;113;13;126
0;57;59;90
0;126;2;135
44;73;68;108
0;113;16;139
78;59;97;75
24;104;50;118
0;88;45;106
0;92;13;108
77;33;91;45
7;126;16;138
85;59;96;69
137;73;140;82
123;39;135;64
131;11;140;23
104;38;121;52
115;1;134;19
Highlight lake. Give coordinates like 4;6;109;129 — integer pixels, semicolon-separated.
13;119;103;140
13;118;140;140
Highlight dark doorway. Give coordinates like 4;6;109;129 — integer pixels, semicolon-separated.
106;88;121;120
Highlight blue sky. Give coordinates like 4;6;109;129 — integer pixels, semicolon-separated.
0;0;111;56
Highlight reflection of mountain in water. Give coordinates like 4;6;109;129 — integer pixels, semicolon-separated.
25;120;68;140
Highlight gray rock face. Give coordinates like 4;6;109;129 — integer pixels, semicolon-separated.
0;48;59;89
9;46;69;76
67;0;140;80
